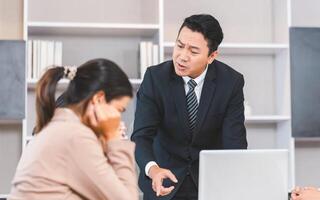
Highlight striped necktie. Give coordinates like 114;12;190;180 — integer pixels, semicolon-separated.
186;79;198;132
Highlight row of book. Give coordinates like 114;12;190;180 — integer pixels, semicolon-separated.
28;40;158;80
139;41;159;79
27;40;63;79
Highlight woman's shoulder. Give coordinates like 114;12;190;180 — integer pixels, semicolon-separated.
50;108;96;136
49;119;96;140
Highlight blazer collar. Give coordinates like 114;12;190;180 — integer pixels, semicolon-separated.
192;61;217;138
170;64;190;137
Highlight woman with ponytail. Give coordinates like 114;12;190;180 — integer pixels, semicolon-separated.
9;58;138;200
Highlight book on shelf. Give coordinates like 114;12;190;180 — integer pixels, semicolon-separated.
54;41;62;68
28;40;63;80
139;41;159;79
152;44;159;65
139;42;147;79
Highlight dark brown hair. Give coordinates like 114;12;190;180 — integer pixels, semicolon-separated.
34;58;133;134
178;14;224;55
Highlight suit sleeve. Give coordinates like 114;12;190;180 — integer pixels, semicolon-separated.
67;134;138;200
222;74;248;149
131;68;162;175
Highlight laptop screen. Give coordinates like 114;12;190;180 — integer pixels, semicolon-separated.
199;149;288;200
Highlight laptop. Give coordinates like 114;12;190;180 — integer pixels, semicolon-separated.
199;149;288;200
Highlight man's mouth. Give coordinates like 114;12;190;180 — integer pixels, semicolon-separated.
176;63;188;70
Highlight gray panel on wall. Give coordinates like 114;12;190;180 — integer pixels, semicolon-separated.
0;40;25;120
290;27;320;137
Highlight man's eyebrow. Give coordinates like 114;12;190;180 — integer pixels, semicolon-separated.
177;39;184;45
190;45;200;51
177;39;200;50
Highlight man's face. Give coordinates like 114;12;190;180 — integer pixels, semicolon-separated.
172;26;217;78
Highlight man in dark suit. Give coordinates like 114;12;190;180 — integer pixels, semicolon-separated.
131;14;247;200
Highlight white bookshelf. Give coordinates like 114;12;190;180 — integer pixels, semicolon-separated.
0;0;302;196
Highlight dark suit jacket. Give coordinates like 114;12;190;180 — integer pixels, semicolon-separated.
131;60;247;200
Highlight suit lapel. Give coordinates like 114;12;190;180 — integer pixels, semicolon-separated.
170;72;191;136
193;63;217;138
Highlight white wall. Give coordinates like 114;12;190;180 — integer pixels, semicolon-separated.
290;0;320;187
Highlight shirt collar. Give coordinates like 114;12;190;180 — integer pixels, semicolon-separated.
182;65;208;86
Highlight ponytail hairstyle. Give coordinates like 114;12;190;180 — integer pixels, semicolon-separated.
34;58;133;134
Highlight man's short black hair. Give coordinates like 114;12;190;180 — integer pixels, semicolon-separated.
178;14;224;55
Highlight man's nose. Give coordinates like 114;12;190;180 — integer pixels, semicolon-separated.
179;50;189;62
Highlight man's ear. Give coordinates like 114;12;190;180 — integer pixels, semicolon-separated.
208;50;218;64
91;90;106;104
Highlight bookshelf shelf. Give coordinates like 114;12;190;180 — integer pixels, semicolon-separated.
129;78;143;85
0;194;8;199
164;42;289;55
27;79;69;89
27;78;142;89
28;22;160;37
245;115;290;123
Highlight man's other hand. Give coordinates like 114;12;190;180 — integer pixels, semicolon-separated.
149;165;178;196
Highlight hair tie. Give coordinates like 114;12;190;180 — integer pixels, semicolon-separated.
64;66;77;80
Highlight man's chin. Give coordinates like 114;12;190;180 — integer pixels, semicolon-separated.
174;68;189;77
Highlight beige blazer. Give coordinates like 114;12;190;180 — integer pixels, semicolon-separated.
9;108;138;200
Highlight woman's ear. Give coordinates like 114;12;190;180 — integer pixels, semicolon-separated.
91;91;106;104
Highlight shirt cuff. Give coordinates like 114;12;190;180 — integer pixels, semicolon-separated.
145;161;158;177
